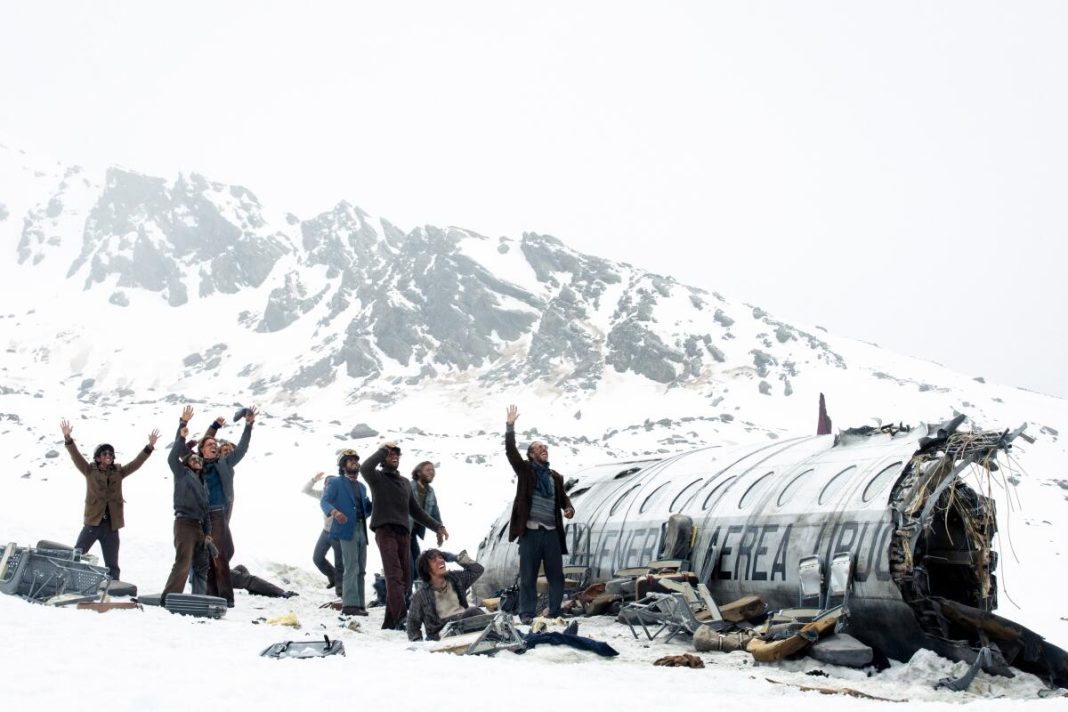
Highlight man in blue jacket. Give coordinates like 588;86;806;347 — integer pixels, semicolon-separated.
321;449;373;616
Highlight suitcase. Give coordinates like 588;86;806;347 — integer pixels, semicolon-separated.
139;592;228;619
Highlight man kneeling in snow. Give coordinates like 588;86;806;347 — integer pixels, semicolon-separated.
406;549;484;641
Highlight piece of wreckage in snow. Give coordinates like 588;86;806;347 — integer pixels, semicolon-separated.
476;414;1068;688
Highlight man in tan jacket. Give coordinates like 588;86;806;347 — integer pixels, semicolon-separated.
61;418;159;581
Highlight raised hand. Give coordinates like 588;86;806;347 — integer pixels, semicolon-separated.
381;440;397;450
181;405;194;422
148;429;160;447
313;471;325;482
506;405;519;426
214;416;226;428
60;419;72;438
245;406;257;425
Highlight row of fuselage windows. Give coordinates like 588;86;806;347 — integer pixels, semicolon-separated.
493;461;902;543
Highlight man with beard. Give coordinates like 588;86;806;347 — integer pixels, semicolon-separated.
321;449;373;615
60;419;159;582
360;442;448;630
195;407;256;605
162;407;214;603
504;405;574;624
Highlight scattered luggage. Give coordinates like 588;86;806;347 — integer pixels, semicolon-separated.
261;636;344;659
139;593;228;619
809;633;874;668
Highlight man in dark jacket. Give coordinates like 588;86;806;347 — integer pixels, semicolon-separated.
407;549;484;641
60;418;159;581
504;405;574;624
162;407;215;603
321;449;373;616
361;442;448;630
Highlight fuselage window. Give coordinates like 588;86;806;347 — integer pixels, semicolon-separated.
614;467;642;479
610;483;643;515
738;471;776;509
862;462;903;503
777;469;814;507
818;466;858;505
670;478;703;512
497;520;508;541
569;487;590;499
702;475;736;510
639;482;672;514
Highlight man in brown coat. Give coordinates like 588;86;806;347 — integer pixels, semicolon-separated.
504;405;574;624
60;418;159;581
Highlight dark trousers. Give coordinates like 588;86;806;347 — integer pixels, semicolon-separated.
224;502;235;561
407;534;422;603
163;518;205;598
75;521;121;581
312;529;344;593
205;509;235;603
518;528;564;617
375;524;411;630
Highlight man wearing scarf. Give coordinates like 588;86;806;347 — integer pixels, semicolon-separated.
503;405;575;624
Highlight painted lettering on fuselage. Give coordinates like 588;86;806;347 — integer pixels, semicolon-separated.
564;515;891;585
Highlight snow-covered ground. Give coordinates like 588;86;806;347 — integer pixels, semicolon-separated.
3;404;1068;710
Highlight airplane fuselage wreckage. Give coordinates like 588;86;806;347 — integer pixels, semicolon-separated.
476;415;1068;687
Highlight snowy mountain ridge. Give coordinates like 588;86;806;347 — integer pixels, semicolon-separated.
3;140;1061;443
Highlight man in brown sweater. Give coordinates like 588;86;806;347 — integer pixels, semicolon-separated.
61;418;159;581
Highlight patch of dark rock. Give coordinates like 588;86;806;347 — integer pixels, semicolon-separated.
465;455;487;464
21;472;30;479
45;450;59;458
183;353;203;366
349;423;379;439
973;376;986;383
752;307;767;319
108;291;130;307
497;244;509;254
573;410;582;420
758;380;772;395
713;309;734;328
1007;476;1020;486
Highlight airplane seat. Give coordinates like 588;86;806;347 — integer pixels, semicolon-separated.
658;514;694;565
825;551;854;610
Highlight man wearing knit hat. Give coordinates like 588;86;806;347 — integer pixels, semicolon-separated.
321;449;373;615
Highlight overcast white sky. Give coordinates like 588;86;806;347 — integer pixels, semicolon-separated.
2;1;1066;397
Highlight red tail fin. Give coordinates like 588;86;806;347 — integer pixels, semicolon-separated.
817;393;833;435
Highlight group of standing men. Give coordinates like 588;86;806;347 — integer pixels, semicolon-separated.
311;444;447;629
59;403;577;633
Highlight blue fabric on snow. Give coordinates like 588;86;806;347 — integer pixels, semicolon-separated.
519;632;619;657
